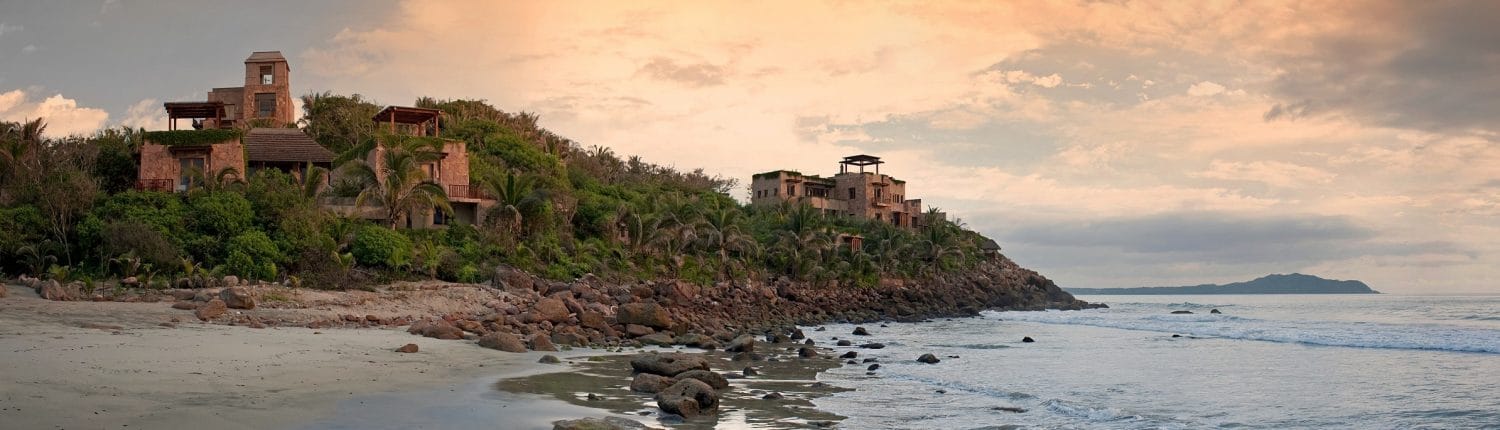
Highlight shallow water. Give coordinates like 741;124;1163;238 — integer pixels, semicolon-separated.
811;295;1500;429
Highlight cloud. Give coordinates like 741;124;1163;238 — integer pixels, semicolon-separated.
21;45;37;54
0;89;110;137
0;22;21;38
1192;160;1337;187
1187;81;1225;96
638;57;728;87
116;98;166;130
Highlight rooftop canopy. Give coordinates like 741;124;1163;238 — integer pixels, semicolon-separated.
840;154;884;166
373;106;442;125
163;101;225;119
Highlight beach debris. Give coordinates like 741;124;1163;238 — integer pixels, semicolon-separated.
852;327;871;336
219;286;256;309
917;353;941;364
477;332;527;353
395;344;419;353
194;298;227;321
538;354;561;364
631;353;710;377
551;416;650;430
655;378;719;418
1022;337;1035;343
673;370;729;390
860;343;886;349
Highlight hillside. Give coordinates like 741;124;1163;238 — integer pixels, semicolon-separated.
1066;273;1379;295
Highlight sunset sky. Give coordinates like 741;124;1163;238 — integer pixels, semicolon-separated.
2;1;1496;294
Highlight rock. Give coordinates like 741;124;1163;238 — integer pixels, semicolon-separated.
81;322;124;331
1171;310;1194;314
409;320;465;340
731;352;764;362
836;340;852;347
638;333;675;346
552;332;587;347
674;369;730;390
798;347;818;358
742;367;758;377
630;373;675;393
860;343;886;349
616;302;673;329
395;344;419;353
790;328;806;340
867;364;880;371
529;333;559;351
477;332;528;353
655;378;719;418
535;298;571;323
120;276;139;287
222;275;239;286
1210;309;1222;314
1172;334;1182;338
171;301;198;310
194;299;227;321
539;354;562;364
218;286;256;310
862;358;878;363
994;406;1028;413
625;324;654;337
917;353;941;364
839;351;858;359
630;353;710;377
675;333;718;349
725;335;757;353
762;392;784;400
1021;337;1035;343
551;416;649;430
37;280;78;301
852;326;871;336
578;311;610;332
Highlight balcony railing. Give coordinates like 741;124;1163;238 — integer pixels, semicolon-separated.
134;179;174;193
871;195;893;207
449;184;493;200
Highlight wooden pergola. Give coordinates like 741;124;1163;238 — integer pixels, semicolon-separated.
372;106;443;136
839;154;885;175
163;101;227;130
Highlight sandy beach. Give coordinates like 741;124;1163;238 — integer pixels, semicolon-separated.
0;283;582;429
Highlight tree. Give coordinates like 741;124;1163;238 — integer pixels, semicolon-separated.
300;92;380;155
481;169;546;236
345;135;451;228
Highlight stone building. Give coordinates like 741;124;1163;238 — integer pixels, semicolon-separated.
205;51;296;128
750;155;932;228
349;106;494;228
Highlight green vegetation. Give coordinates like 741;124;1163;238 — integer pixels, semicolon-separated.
142;129;242;147
0;95;991;289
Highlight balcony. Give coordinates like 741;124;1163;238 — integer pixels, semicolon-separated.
134;179;174;193
449;184;493;200
871;195;893;207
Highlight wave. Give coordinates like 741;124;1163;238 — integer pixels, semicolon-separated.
929;343;1013;350
1041;399;1140;422
988;310;1500;354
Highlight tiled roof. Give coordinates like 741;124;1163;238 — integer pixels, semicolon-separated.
243;128;334;163
245;51;287;62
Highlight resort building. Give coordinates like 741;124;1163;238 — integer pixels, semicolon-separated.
354;106;495;228
751;155;935;229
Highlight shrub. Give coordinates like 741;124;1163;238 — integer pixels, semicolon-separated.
352;225;412;268
188;191;252;238
225;230;282;280
102;220;179;269
143;129;242;147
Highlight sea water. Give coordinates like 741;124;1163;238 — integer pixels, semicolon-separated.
811;295;1500;429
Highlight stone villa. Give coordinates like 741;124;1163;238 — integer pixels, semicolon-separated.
751;155;936;229
134;51;492;228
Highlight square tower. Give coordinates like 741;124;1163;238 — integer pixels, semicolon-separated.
239;51;294;126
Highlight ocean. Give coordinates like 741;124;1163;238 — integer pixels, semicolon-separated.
811;295;1500;429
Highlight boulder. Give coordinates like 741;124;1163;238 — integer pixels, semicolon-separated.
551;417;649;430
218;287;256;310
852;327;871;336
1170;310;1194;314
674;369;730;390
37;280;78;301
630;353;710;377
551;332;587;347
742;367;758;377
477;332;528;353
835;340;852;347
917;353;941;364
867;363;880;371
638;333;675;346
1210;309;1222;314
529;333;559;352
675;333;718;349
538;355;562;364
839;351;858;359
798;347;818;358
1021;337;1035;343
860;343;886;349
535;298;571;323
409;320;465;340
625;324;654;337
630;373;675;393
395;344;419;353
578;311;610;331
222;275;239;287
194;299;228;321
654;378;718;418
616;302;672;330
171;301;198;310
762;392;785;400
725;335;757;353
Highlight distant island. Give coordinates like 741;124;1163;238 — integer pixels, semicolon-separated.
1066;273;1379;295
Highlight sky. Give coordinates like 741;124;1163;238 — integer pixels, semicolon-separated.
1;0;1496;294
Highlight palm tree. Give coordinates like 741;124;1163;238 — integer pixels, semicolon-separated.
480;169;546;236
292;162;330;202
345;136;451;228
182;166;245;193
696;197;758;279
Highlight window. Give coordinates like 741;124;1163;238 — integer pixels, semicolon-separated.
848;187;856;199
772;188;778;197
260;66;273;85
433;208;447;225
178;157;205;191
786;184;795;196
875;213;882;221
255;93;275;118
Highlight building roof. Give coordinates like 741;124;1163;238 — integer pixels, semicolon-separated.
977;237;1002;251
163;101;225;119
245;51;287;62
841;154;884;166
242;128;334;163
373;106;442;125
